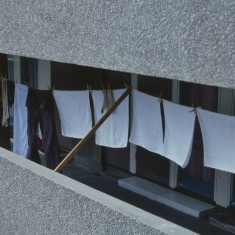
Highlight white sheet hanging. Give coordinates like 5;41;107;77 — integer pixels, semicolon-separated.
197;108;235;174
92;89;129;148
53;90;92;138
163;100;196;168
13;84;28;158
129;90;164;155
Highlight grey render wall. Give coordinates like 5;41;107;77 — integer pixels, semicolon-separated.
0;1;234;88
0;148;195;235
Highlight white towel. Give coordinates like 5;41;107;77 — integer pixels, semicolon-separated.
163;100;196;168
92;89;129;148
13;84;28;158
197;108;235;174
129;90;164;155
53;90;92;138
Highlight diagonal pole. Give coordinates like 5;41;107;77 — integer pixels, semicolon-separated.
54;87;131;172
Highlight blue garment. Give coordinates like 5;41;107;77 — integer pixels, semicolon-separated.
13;84;28;157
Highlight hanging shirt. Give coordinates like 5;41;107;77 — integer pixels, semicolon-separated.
197;108;235;174
13;84;28;158
92;89;129;148
129;90;164;155
53;90;92;138
163;100;196;168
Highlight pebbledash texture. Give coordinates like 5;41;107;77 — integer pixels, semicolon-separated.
0;1;234;88
0;148;195;235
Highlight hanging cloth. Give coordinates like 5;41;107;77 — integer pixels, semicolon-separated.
13;84;28;158
53;90;92;139
101;88;115;113
129;90;164;155
26;88;60;169
163;100;196;168
2;77;9;127
197;108;235;174
92;89;129;148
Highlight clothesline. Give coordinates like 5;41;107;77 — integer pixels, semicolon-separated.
53;87;235;174
4;80;235;174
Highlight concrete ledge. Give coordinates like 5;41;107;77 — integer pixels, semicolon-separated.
0;1;234;88
210;217;235;234
0;148;196;235
119;176;215;218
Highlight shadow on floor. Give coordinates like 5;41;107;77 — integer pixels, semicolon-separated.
62;155;234;235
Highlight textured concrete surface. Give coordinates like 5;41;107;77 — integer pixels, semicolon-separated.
0;1;234;88
0;148;196;235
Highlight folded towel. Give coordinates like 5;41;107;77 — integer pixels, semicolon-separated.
92;89;129;148
197;108;235;173
53;90;92;138
129;90;164;155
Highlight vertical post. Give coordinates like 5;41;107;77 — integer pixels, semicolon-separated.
169;80;180;188
14;55;21;83
214;87;234;207
38;59;51;89
129;74;138;174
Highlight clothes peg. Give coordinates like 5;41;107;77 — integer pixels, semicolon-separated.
87;84;92;94
101;83;105;91
124;83;132;90
158;92;163;102
25;81;30;88
189;102;196;113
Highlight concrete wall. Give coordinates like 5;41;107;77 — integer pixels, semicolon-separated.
0;148;195;235
0;1;234;88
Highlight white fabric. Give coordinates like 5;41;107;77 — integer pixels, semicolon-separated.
2;78;9;127
13;84;28;158
53;90;92;138
197;108;235;174
92;89;129;148
163;100;196;168
129;90;164;155
101;89;115;113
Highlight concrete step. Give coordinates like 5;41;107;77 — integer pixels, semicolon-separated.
118;176;215;218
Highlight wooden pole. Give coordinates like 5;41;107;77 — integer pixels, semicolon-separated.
54;87;131;172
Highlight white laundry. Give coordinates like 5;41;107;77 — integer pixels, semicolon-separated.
101;89;115;113
53;90;92;138
92;89;129;148
163;100;196;168
13;84;28;158
197;108;235;174
2;78;9;127
129;90;164;155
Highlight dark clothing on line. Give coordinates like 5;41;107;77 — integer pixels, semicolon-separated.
26;88;60;169
7;80;15;108
0;81;10;150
